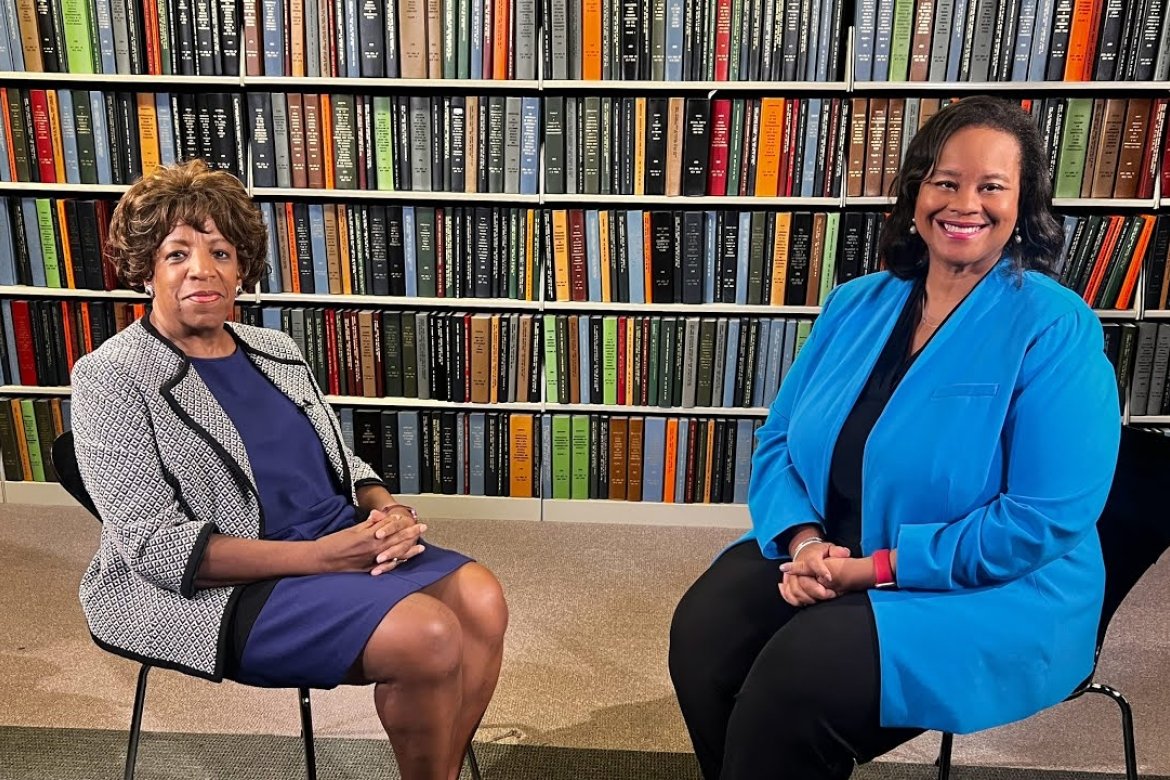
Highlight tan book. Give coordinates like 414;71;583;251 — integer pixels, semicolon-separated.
552;209;571;301
806;213;827;306
290;0;305;77
634;98;647;196
469;313;491;403
14;0;42;72
755;97;785;197
426;0;443;77
303;94;324;189
135;94;161;177
665;97;686;196
1089;99;1127;199
516;315;532;402
509;414;534;497
599;210;612;302
770;212;792;305
702;418;715;503
609;416;628;500
358;311;377;397
1112;99;1152;200
337;205;353;295
465;96;479;192
863;98;888;198
10;400;31;481
567;315;581;403
286;93;308;189
323;205;343;294
1079;99;1108;198
846;98;868;198
882;99;904;196
398;0;428;78
917;98;941;130
45;91;66;184
626;416;644;501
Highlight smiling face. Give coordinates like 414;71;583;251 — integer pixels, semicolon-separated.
149;218;241;342
914;125;1021;273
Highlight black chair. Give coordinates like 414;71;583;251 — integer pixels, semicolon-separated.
52;431;484;780
936;425;1170;780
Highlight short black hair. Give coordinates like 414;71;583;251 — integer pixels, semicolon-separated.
878;95;1065;280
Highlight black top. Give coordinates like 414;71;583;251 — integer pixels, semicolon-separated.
824;278;928;554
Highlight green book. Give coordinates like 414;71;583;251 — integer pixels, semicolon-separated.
647;317;661;407
551;414;572;499
19;399;44;482
887;0;916;81
819;212;840;305
0;401;25;481
155;0;172;76
794;320;813;358
373;97;395;190
728;0;745;81
726;100;745;196
1054;98;1093;200
59;0;96;73
570;414;590;499
543;314;559;403
443;0;458;78
35;200;61;288
457;0;471;79
602;316;618;404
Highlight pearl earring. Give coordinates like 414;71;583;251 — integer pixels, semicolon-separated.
235;284;244;295
909;219;917;236
1014;227;1023;245
144;284;154;297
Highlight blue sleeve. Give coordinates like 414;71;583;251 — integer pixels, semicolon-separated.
746;286;842;559
895;306;1120;590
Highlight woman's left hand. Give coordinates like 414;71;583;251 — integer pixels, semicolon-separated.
780;556;877;593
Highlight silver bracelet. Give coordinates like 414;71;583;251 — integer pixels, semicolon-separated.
791;536;826;561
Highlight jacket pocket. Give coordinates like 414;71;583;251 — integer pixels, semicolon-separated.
932;383;1000;399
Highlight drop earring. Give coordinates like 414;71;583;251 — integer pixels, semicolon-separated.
909;219;917;236
1014;227;1023;245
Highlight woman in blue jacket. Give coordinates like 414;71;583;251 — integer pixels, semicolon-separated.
669;96;1120;780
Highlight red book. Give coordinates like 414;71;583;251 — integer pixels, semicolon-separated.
323;309;340;395
1138;98;1167;200
616;315;627;405
783;100;801;197
706;99;732;197
28;90;55;184
141;0;160;74
712;0;732;81
567;209;588;302
1162;118;1170;199
10;301;38;385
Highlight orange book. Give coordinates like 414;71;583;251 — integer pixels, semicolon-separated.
599;210;612;302
493;0;511;79
49;398;65;438
663;418;679;503
755;98;785;197
769;212;792;304
703;419;715;503
337;204;353;295
59;301;77;370
509;414;534;497
45;90;67;184
79;301;94;353
525;209;536;300
55;201;75;288
320;94;336;189
1115;215;1157;310
634;98;647;196
284;203;301;293
11;400;31;480
643;211;652;303
0;89;13;179
552;210;571;301
136;93;162;177
581;0;603;80
1063;0;1097;81
1083;216;1125;305
132;303;147;320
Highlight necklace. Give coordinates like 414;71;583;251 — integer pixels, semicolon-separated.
920;300;942;329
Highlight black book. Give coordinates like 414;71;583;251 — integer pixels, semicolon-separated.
681;98;711;196
71;91;98;185
649;210;675;303
174;93;199;164
1143;216;1170;310
645;97;669;196
658;317;676;408
786;212;813;304
88;301;112;350
206;93;236;174
541;210;556;301
115;92;142;183
691;417;708;503
620;0;640;79
672;318;686;407
527;316;543;402
590;316;604;400
472;207;492;297
368;205;389;296
74;201;104;291
598;411;610;498
1133;0;1164;80
544;97;566;194
439;411;457;494
731;316;750;407
477;98;490;193
33;399;58;481
9;200;33;286
384;206;405;296
498;412;510;497
393;97;410;189
419;411;434;494
484;413;499;497
449;96;466;192
28;301;49;387
672;212;684;304
1045;0;1074;81
460;207;474;298
589;415;601;498
353;408;383;476
432;97;446;193
380;411;400;492
492;207;506;298
62;201;87;291
614;209;630;303
248;92;276;187
381;312;403;397
721;419;737;502
34;0;61;72
710;418;726;503
400;313;418;397
681;211;704;304
719;211;738;304
741;319;760;409
555;316;569;403
291;203;314;293
6;91;31;183
20;92;39;182
838;211;865;284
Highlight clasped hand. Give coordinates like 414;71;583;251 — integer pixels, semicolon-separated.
314;504;427;576
778;543;872;607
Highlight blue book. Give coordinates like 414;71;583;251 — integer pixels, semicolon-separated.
308;204;329;293
540;414;552;498
1011;0;1040;80
261;308;282;330
808;0;826;81
723;318;740;404
89;91;112;185
345;0;361;78
0;109;9;182
801;99;822;197
626;211;645;304
402;206;418;296
733;419;755;503
1054;215;1078;279
1027;0;1056;82
780;320;798;384
398;411;422;494
92;0;116;73
704;211;718;303
470;0;483;79
585;210;602;301
0;3;12;72
470;413;486;495
520;97;540;194
642;416;666;502
735;212;751;304
259;203;282;292
61;399;71;429
155;94;176;166
578;316;591;404
20;200;45;287
872;0;895;81
339;408;355;451
946;0;972;82
0;0;21;71
751;320;771;408
57;91;80;185
764;318;786;406
456;412;466;494
0;206;12;284
674;418;689;502
261;0;284;75
665;0;684;79
855;0;878;81
1;301;19;382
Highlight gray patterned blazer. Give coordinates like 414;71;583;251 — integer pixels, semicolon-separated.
70;317;383;680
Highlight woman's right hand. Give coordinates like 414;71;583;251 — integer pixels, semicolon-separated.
313;508;427;576
778;541;850;607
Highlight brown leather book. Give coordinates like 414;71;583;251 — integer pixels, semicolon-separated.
1089;99;1127;199
806;212;827;307
303;94;325;190
863;98;888;198
908;0;935;81
609;416;628;501
286;93;308;189
1113;99;1152;199
626;416;644;502
358;311;377;397
882;98;904;197
846;98;868;198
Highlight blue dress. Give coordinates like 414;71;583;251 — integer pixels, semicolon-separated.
191;348;472;688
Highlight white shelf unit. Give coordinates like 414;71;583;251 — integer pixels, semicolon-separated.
0;71;243;85
545;403;769;417
845;196;1162;209
1129;416;1170;426
0;385;71;396
252;292;541;309
322;395;544;411
251;187;541;203
541;301;821;316
245;77;541;90
541;80;850;92
0;182;130;194
0;286;146;299
1142;310;1170;320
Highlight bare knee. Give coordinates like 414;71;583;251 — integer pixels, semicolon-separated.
437;563;509;646
362;595;464;684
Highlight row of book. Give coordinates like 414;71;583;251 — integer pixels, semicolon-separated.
0;299;143;387
847;97;1167;201
0;199;116;291
250;93;541;194
0;88;244;185
257;202;541;299
1128;321;1170;417
541;0;844;82
544;96;847;198
1055;213;1156;312
0;397;70;483
1139;216;1170;312
855;0;1170;83
541;314;811;410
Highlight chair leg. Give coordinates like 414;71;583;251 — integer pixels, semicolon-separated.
466;743;483;780
123;665;151;780
297;688;318;780
1081;683;1139;780
935;732;953;780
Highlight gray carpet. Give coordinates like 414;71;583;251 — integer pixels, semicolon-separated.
1;726;1163;780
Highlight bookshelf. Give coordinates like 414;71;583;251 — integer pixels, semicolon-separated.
0;0;1168;525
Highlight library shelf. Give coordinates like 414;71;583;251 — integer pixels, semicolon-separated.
0;286;146;300
323;395;544;412
251;188;541;203
544;403;770;417
544;194;843;207
0;182;130;195
541;301;820;316
253;293;542;309
244;77;541;90
0;72;243;86
851;81;1170;93
541;79;850;93
541;498;750;528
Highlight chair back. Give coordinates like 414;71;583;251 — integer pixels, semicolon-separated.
1095;425;1170;650
50;432;101;521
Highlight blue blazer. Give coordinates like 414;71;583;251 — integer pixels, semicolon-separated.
745;257;1120;734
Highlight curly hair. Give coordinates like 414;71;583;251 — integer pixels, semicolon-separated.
106;159;269;290
879;95;1065;280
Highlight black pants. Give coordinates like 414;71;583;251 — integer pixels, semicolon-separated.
668;542;923;780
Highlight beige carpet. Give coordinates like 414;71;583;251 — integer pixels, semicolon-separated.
1;505;1167;775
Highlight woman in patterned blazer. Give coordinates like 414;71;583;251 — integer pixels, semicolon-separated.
70;159;506;780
